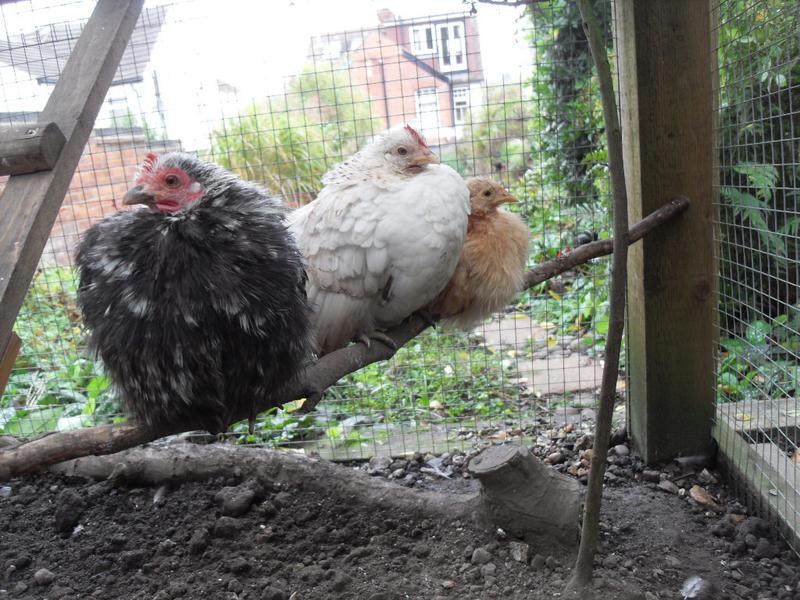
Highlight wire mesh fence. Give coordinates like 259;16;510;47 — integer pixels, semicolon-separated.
0;0;614;459
713;0;800;546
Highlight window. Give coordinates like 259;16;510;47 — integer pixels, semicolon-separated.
453;87;469;124
411;26;435;55
438;22;465;72
410;21;466;72
319;39;342;60
415;88;439;133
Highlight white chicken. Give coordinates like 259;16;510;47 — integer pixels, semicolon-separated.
288;125;470;354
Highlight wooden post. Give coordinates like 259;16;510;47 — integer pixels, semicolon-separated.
616;1;716;463
0;0;144;364
0;332;20;397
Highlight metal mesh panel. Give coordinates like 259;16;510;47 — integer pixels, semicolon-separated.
714;0;800;546
1;0;613;459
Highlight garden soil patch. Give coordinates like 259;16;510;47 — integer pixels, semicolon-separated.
1;446;799;600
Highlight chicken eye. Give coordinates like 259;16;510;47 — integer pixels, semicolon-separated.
164;174;180;187
483;190;492;197
397;147;408;156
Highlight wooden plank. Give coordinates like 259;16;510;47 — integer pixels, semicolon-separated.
0;332;20;397
714;414;800;549
718;398;800;434
0;122;66;176
617;1;716;462
0;0;144;361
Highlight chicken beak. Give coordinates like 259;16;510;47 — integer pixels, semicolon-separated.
122;185;155;207
500;193;518;205
408;150;440;168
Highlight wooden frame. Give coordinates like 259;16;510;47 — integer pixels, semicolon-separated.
0;0;144;365
616;0;717;462
0;332;20;397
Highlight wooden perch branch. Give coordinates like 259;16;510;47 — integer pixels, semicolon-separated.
0;197;688;482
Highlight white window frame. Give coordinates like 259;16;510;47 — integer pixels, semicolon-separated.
452;86;469;125
415;87;440;133
437;21;465;73
410;25;435;55
409;21;467;73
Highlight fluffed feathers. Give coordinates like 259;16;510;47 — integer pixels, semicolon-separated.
429;178;530;329
76;152;313;433
288;125;470;354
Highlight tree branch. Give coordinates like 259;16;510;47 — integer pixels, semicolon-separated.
567;0;630;593
0;198;687;482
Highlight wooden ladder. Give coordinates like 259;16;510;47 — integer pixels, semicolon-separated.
0;0;145;390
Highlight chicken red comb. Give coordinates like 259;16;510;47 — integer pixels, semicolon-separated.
140;152;158;174
404;125;429;150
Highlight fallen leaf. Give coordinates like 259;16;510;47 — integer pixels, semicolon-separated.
689;485;717;507
735;413;752;422
488;430;510;442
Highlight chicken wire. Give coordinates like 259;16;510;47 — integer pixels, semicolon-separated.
713;0;800;547
0;0;614;459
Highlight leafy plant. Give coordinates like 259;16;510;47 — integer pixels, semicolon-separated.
327;329;520;424
716;0;800;327
442;83;535;180
2;268;118;436
526;0;613;206
209;62;378;205
718;312;800;402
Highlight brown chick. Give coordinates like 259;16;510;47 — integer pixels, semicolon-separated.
429;178;530;329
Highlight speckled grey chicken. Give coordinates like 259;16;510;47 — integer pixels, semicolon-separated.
76;152;313;434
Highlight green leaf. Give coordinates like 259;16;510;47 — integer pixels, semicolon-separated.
746;320;771;345
2;408;63;436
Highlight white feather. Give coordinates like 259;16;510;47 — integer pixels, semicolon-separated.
681;575;707;599
289;161;469;353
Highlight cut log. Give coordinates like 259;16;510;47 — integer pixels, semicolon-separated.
468;444;581;547
50;442;580;549
0;122;66;176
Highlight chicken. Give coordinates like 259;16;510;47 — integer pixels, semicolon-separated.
429;178;530;329
76;152;313;434
288;124;470;354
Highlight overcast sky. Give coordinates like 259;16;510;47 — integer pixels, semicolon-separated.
2;0;532;95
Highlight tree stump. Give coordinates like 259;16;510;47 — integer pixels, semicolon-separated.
468;444;582;548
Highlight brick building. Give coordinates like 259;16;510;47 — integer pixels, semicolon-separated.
310;8;485;145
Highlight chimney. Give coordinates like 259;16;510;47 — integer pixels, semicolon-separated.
377;8;396;23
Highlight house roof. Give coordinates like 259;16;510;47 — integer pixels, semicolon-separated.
0;5;167;86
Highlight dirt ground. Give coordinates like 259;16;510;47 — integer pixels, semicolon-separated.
1;441;799;600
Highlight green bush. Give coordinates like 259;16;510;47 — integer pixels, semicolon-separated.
208;62;379;205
